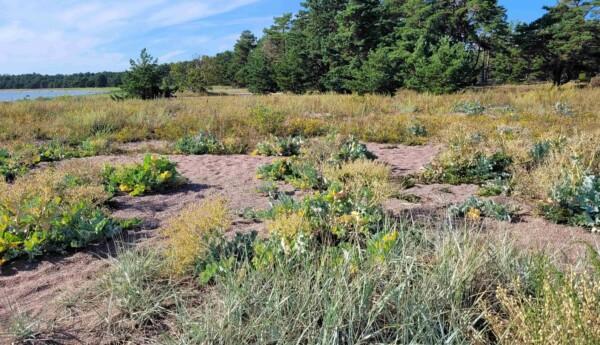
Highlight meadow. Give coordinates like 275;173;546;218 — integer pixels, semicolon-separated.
1;84;599;344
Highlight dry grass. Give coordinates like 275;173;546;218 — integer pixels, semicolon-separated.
162;197;231;276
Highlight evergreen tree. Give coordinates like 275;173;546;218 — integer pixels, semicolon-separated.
232;31;258;87
122;49;174;99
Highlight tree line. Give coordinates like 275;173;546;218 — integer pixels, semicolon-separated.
168;0;599;95
3;1;598;96
0;72;124;89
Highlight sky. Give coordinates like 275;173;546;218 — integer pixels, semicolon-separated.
0;0;556;75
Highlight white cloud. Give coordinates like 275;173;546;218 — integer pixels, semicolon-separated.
0;0;260;74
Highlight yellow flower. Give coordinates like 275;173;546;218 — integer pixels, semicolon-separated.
466;207;481;220
159;171;172;181
119;184;132;192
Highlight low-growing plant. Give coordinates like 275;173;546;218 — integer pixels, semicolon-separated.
453;100;485;115
0;163;119;265
0;148;28;182
554;101;574;116
543;172;600;230
103;154;184;196
175;132;225;155
254;136;303;156
162;197;231;276
424;151;513;185
257;158;325;190
408;123;428;137
100;247;175;329
449;196;516;222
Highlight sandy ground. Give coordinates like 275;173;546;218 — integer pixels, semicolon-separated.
1;143;599;343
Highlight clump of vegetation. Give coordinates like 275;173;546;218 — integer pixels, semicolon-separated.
554;101;574;116
257;136;376;190
254;136;303;156
543;171;600;230
0;148;27;182
424;151;513;185
0;163;120;265
408;122;428;137
102;154;184;196
486;258;600;344
249;105;285;135
162;197;231;276
453;100;485;115
449;196;516;222
175;132;225;155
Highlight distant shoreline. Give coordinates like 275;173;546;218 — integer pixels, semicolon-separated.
0;87;118;92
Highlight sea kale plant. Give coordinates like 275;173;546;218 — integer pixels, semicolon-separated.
103;154;184;196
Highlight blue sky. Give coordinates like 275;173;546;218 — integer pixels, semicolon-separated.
0;0;555;74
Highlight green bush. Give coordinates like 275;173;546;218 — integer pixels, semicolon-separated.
254;136;303;156
449;196;515;222
249;105;286;135
331;136;376;164
175;132;225;155
103;154;184;196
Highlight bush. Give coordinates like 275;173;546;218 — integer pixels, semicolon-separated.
0;164;119;265
331;136;377;164
254;136;303;156
103;154;184;196
175;132;225;155
257;158;324;190
249;105;286;135
449;196;516;222
162;198;231;276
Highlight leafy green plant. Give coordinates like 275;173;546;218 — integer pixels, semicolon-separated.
103;154;184;196
0;148;27;182
0;166;120;265
254;136;303;156
453;101;485;115
175;132;225;155
529;140;552;166
424;151;513;185
449;196;516;222
544;173;600;230
331;136;376;164
408;123;428;137
257;158;325;190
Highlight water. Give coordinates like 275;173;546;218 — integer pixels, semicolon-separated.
0;88;110;102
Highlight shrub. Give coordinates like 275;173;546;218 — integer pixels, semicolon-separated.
103;155;184;196
0;164;119;264
249;105;286;135
331;136;377;164
323;159;391;206
254;136;303;156
453;101;485;115
449;196;516;222
175;132;225;155
162;197;231;276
